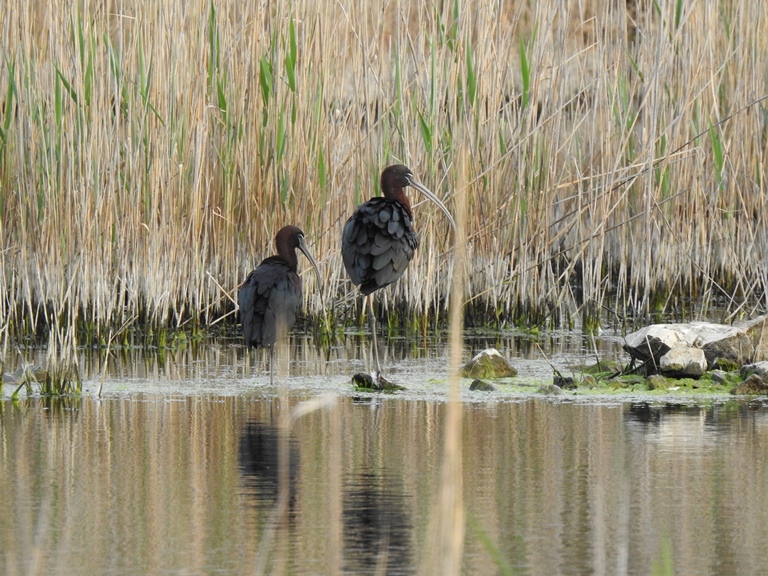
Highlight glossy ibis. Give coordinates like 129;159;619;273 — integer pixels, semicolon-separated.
342;164;455;385
239;225;321;384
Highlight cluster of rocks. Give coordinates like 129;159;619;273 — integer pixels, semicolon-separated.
623;316;768;393
460;316;768;395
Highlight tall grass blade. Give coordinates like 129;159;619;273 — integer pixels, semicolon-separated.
276;109;286;163
708;120;725;188
465;44;477;107
207;3;220;86
285;17;297;93
519;38;530;111
674;0;684;30
317;146;327;189
259;56;273;108
54;65;79;106
0;55;17;148
418;109;433;153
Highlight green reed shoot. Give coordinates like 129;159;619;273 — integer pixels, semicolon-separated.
284;17;297;94
465;43;477;108
519;38;530;111
259;55;273;113
708;121;725;189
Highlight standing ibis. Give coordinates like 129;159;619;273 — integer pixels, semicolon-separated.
342;164;455;385
239;225;321;384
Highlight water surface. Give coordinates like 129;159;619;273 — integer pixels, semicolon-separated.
2;333;767;575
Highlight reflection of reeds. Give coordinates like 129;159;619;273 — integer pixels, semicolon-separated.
8;392;731;573
1;0;767;353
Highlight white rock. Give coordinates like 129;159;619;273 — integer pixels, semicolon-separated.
659;346;707;377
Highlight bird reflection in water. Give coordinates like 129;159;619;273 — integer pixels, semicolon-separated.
238;421;299;514
343;472;414;575
239;423;413;573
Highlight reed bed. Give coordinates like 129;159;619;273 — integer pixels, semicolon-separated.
1;0;767;352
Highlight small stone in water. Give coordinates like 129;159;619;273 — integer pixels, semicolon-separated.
459;349;517;379
553;374;576;389
730;374;768;396
351;372;405;392
469;379;496;392
538;384;562;395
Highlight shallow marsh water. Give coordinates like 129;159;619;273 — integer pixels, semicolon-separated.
2;332;768;575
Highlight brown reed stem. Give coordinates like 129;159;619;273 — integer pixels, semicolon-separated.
420;146;468;574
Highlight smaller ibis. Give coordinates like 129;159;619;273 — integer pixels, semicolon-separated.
238;225;321;384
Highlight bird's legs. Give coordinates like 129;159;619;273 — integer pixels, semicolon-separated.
268;344;274;386
367;294;383;380
348;294;401;391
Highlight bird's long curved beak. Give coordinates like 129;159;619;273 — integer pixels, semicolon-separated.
298;235;324;301
409;178;456;230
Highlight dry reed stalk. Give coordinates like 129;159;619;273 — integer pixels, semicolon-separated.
420;148;468;573
0;0;766;351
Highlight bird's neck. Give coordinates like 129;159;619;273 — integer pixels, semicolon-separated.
386;188;412;217
277;250;299;272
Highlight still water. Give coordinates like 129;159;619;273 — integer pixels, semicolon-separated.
2;333;768;575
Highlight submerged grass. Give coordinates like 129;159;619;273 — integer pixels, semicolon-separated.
1;0;767;356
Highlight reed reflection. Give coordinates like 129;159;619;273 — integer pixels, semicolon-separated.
3;395;768;574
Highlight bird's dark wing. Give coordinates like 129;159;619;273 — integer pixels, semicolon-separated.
238;257;302;348
342;198;418;295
